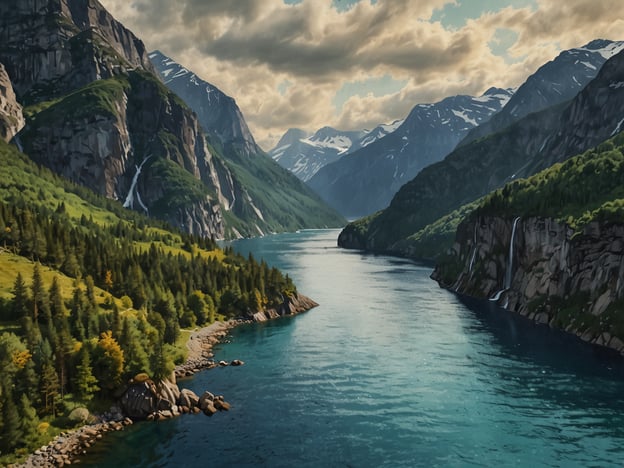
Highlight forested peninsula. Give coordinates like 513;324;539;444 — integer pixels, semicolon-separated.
0;141;305;465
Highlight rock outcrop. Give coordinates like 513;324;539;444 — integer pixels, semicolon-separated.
0;0;154;103
433;216;624;354
0;62;24;142
251;293;319;322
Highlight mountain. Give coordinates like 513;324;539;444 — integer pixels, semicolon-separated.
0;0;155;105
460;39;624;146
308;88;513;218
269;122;401;182
0;0;343;239
149;50;260;156
0;62;23;142
338;47;624;256
147;51;345;236
432;131;624;355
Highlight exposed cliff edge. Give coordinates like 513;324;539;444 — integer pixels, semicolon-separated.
0;0;154;104
432;216;624;354
0;62;24;142
251;292;319;322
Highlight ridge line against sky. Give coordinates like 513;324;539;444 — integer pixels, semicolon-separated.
100;0;624;150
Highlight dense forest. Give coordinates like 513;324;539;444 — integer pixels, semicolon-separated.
0;141;296;462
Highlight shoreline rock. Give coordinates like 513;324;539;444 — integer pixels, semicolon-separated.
16;293;318;467
175;292;318;378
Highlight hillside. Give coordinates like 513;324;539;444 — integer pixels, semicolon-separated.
0;138;306;463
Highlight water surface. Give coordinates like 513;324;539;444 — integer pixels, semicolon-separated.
84;229;624;467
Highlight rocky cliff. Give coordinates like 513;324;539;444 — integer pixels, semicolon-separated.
149;50;260;157
0;0;154;104
432;216;624;354
19;71;229;238
0;62;24;141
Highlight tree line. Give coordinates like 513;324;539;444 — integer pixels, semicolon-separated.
0;196;296;456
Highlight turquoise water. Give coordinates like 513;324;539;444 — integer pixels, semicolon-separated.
84;230;624;467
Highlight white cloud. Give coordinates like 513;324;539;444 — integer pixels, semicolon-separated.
99;0;624;150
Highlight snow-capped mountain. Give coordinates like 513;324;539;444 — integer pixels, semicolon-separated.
307;88;513;218
149;50;260;156
461;39;624;146
270;120;402;182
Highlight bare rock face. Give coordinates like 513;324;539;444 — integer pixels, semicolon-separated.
19;69;228;238
433;216;624;354
0;0;154;103
0;62;24;141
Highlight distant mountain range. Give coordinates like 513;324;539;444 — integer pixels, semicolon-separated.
269;121;402;182
460;39;624;146
338;41;624;257
271;40;624;220
307;88;513;218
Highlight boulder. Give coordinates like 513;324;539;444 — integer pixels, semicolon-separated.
213;400;231;411
199;391;215;410
178;388;200;408
120;382;157;420
203;403;218;416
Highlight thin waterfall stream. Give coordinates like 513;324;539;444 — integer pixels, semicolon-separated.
490;217;521;301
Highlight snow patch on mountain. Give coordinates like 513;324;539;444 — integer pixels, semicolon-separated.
270;121;403;182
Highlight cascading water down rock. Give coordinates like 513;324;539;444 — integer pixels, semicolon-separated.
490;217;521;301
123;156;151;214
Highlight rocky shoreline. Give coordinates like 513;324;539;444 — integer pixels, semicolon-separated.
14;293;318;467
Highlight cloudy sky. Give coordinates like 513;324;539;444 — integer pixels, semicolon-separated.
99;0;624;150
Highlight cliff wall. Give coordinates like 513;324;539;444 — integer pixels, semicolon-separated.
433;216;624;353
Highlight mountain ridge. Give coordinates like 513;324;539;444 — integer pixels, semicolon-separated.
308;87;513;218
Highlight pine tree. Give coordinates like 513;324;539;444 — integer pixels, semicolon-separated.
119;318;150;377
31;263;49;322
48;276;67;318
18;393;40;449
0;380;22;452
40;362;60;415
73;348;99;402
11;272;29;321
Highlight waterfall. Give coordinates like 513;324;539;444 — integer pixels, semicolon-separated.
490;217;521;301
469;222;478;273
123;156;151;213
13;135;23;153
505;217;521;289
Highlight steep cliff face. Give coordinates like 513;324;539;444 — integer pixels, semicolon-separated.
19;71;227;238
433;216;624;354
149;50;259;157
0;62;24;142
0;0;154;103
